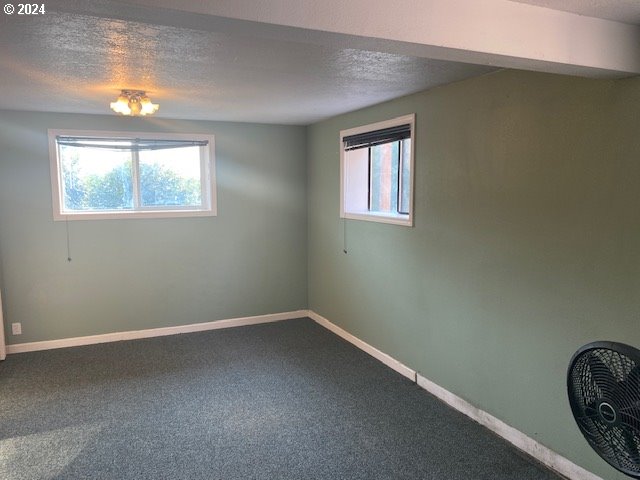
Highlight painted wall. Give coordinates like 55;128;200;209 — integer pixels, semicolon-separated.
0;112;307;344
307;70;640;480
2;71;639;479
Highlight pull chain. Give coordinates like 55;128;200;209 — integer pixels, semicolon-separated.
65;217;72;262
343;218;348;254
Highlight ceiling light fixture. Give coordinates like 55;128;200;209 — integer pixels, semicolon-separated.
110;90;159;116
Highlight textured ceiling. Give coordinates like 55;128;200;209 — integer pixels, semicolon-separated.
0;10;495;124
0;0;637;124
509;0;640;24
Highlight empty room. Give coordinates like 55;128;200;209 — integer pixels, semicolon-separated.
1;1;639;479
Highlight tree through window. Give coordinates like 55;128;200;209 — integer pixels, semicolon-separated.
49;131;216;220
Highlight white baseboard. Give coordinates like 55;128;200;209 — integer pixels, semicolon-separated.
415;374;603;480
6;310;309;355
307;310;416;381
308;310;603;480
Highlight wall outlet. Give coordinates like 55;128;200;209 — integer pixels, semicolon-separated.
11;322;21;335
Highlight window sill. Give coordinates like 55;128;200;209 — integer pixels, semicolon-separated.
341;211;413;227
54;209;216;221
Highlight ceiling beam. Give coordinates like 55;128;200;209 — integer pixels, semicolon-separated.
120;0;640;77
50;0;640;78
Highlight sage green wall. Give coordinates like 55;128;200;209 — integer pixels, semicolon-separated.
307;70;640;480
0;111;307;344
2;71;639;479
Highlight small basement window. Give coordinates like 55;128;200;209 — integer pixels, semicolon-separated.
340;114;415;226
49;130;216;220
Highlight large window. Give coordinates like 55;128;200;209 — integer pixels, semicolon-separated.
340;114;415;226
49;130;216;220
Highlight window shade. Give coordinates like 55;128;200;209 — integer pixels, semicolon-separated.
343;124;411;151
56;136;208;151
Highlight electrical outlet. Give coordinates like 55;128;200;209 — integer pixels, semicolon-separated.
11;322;21;335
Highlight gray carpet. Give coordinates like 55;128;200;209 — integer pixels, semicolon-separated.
0;318;562;479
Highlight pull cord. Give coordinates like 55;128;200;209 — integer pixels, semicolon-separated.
65;217;72;262
343;218;348;254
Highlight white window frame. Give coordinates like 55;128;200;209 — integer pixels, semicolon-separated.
340;114;415;227
48;129;216;221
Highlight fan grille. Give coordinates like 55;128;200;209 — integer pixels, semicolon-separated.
568;342;640;478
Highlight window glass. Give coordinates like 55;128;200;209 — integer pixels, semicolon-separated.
370;141;400;214
400;138;411;215
60;144;133;211
50;131;216;220
139;147;202;207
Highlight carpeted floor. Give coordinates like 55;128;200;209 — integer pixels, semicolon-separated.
0;318;562;479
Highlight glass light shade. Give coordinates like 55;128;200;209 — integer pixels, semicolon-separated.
110;95;132;115
140;97;160;115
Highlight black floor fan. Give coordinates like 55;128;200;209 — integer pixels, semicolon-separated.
568;341;640;478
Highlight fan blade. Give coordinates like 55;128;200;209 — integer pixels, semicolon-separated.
608;363;640;471
586;352;620;398
621;425;640;468
618;365;640;432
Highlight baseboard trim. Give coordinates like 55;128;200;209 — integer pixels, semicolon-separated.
415;374;602;480
6;310;309;355
308;309;602;480
307;310;416;381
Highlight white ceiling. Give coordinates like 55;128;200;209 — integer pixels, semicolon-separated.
0;0;638;125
